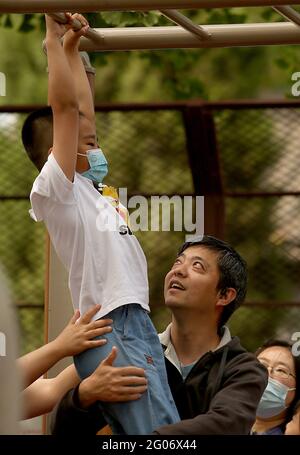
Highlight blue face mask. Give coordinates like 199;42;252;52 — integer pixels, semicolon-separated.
256;377;295;419
78;148;108;183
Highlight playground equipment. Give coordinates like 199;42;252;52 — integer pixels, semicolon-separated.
1;0;300;432
1;1;300;49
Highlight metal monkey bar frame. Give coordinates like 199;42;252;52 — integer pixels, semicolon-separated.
1;0;300;50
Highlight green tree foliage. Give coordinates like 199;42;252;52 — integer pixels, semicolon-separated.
1;7;300;103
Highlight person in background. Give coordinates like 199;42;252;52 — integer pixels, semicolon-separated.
0;269;112;429
20;304;113;420
252;339;300;435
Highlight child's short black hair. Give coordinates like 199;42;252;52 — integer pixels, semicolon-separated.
22;107;53;171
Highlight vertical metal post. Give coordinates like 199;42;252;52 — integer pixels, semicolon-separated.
182;102;225;237
44;241;73;434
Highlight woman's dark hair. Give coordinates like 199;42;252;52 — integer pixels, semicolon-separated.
178;235;247;329
292;399;300;416
255;339;300;427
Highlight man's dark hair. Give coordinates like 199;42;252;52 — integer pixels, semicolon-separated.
21;107;53;171
178;235;247;329
255;339;300;427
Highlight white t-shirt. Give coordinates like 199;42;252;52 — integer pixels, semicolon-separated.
29;153;149;320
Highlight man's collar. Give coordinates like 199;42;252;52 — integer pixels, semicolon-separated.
159;323;231;350
158;322;172;347
158;323;232;374
216;326;232;350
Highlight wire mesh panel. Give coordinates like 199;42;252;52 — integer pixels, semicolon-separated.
95;108;194;319
215;108;300;193
213;105;300;351
95;109;192;194
0;112;44;355
0;106;193;354
1;103;299;355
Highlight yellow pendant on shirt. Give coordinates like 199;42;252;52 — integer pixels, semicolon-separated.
101;185;130;226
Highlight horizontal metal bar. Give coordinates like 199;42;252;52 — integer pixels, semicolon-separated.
0;0;299;14
225;191;300;197
2;191;299;199
2;99;300;114
49;12;83;29
273;5;300;26
160;10;211;40
14;301;300;308
48;12;101;42
79;22;300;51
15;303;44;309
0;103;188;112
205;99;300;109
0;196;30;200
244;301;300;307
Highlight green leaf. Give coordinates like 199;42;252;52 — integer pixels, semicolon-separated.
141;12;160;27
206;10;228;25
261;7;286;22
224;9;247;24
261;9;277;21
19;14;35;33
3;14;13;28
275;58;289;70
87;12;108;28
101;11;160;27
38;14;46;32
101;12;131;27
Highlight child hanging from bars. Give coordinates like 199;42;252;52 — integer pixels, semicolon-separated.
22;13;179;435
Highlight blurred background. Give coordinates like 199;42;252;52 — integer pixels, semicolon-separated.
0;7;300;371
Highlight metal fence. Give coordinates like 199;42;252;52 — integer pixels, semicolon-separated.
0;101;299;355
211;102;300;350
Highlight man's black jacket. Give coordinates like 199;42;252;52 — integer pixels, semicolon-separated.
52;336;267;435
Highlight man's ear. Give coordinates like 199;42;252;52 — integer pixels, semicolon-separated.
216;288;237;307
48;147;53;155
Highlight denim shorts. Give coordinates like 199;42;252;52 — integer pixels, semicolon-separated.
74;304;180;434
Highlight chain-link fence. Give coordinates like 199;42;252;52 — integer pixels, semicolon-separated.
212;104;300;350
0;110;45;354
0;102;299;355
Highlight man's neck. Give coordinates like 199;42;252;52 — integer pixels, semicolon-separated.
170;315;221;366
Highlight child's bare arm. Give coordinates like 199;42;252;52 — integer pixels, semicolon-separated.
45;14;86;181
21;365;80;420
18;305;112;389
63;14;95;123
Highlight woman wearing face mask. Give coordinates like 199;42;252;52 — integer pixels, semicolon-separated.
252;339;300;435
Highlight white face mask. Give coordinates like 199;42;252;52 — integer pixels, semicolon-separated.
256;377;296;419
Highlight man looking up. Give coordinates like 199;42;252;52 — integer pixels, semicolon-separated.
53;236;268;435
